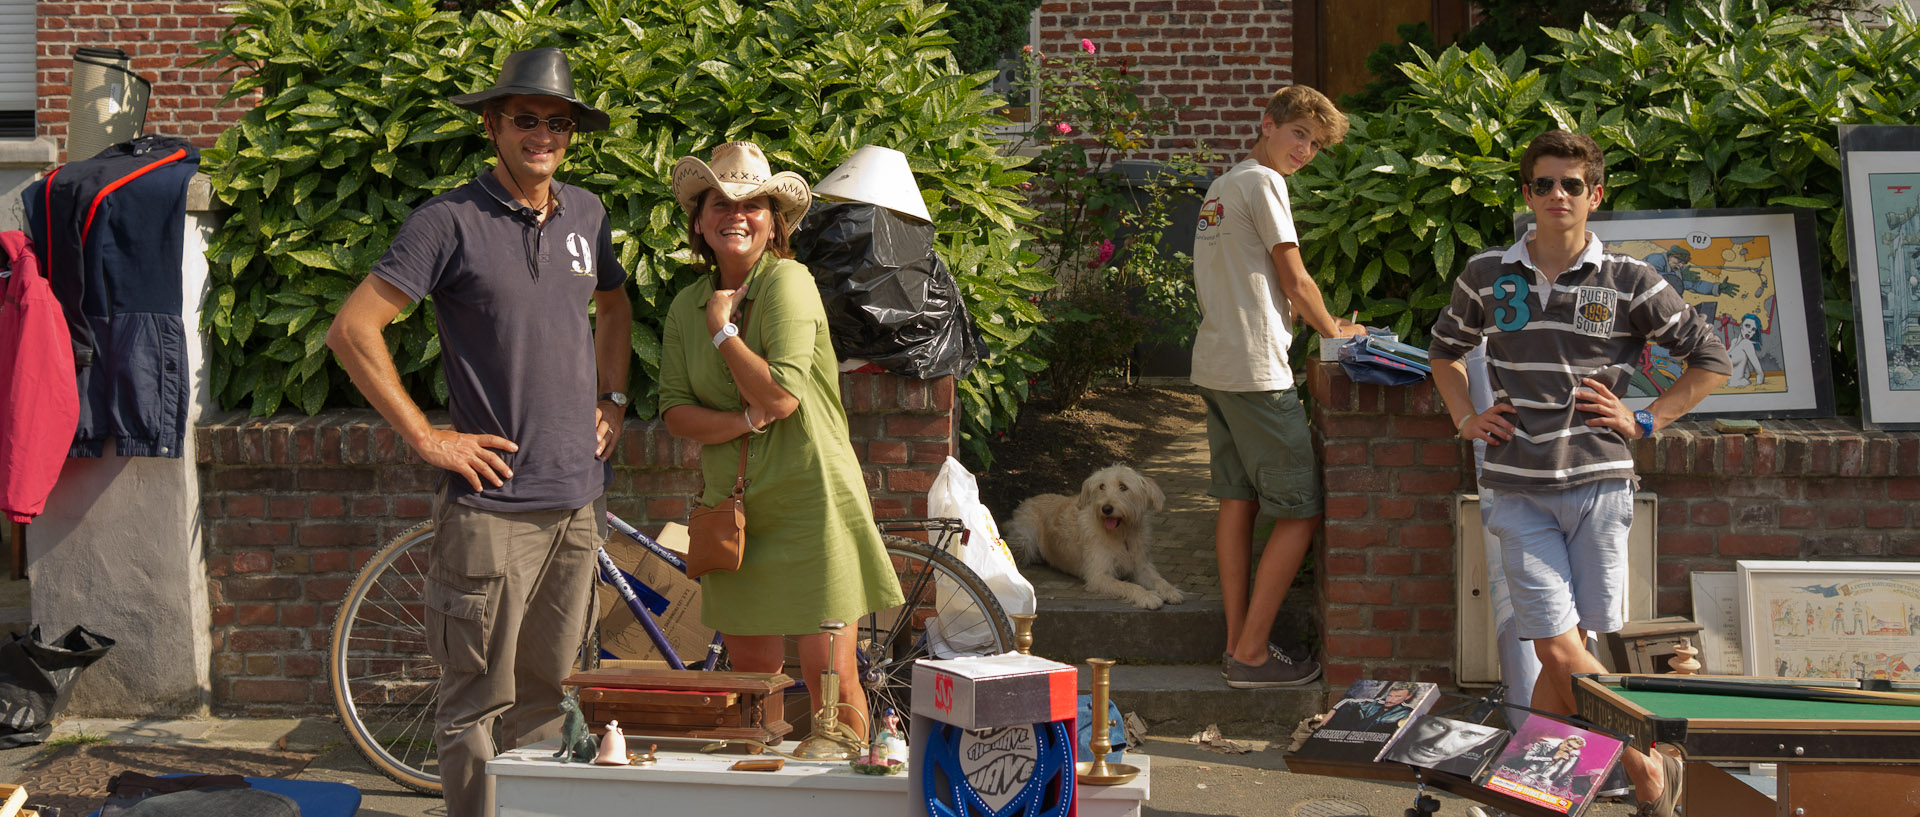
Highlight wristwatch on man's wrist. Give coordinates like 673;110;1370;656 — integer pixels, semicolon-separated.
599;391;629;409
1633;409;1656;439
711;322;739;348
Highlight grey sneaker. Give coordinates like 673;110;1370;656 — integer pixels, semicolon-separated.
1220;643;1307;678
1223;651;1322;688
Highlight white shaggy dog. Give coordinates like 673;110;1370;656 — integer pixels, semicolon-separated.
1006;465;1187;609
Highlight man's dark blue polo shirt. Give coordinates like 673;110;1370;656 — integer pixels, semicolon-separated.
372;173;626;512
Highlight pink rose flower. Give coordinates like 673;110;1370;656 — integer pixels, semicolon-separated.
1055;122;1072;135
1090;238;1115;268
1022;45;1034;54
1081;38;1096;53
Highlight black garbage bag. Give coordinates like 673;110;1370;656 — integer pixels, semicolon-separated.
0;624;115;748
792;202;981;380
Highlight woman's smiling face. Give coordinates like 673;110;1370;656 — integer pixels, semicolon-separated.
695;194;773;265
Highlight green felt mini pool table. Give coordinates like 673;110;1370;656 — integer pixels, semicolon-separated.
1574;674;1920;817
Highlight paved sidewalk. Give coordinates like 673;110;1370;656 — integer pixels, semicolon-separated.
0;716;1647;817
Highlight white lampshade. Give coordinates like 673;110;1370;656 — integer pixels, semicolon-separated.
813;145;932;223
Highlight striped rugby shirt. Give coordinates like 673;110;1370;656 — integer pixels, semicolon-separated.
1429;233;1730;490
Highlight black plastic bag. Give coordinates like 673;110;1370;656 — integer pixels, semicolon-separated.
792;202;981;380
0;624;115;748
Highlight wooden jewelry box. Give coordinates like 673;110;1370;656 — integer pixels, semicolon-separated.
562;667;795;749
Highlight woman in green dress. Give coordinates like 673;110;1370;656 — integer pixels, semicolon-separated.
657;141;905;738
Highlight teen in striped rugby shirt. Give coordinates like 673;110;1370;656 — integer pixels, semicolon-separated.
1428;130;1730;817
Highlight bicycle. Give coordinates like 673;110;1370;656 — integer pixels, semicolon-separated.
328;512;1015;795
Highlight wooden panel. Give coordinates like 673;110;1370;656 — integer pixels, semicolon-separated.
1779;763;1920;817
1320;0;1430;99
1680;761;1776;817
1295;0;1473;101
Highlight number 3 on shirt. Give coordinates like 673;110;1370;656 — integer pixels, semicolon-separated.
1491;273;1531;332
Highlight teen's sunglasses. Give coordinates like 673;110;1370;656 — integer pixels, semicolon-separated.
505;114;577;134
1528;176;1590;197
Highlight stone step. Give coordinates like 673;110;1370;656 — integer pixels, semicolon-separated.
1027;595;1320;665
1076;663;1326;738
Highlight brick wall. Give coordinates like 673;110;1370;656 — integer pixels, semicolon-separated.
1307;359;1920;695
34;3;250;159
1035;0;1294;165
196;373;955;715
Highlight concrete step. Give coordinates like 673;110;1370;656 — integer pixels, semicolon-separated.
1028;595;1320;665
1077;663;1326;739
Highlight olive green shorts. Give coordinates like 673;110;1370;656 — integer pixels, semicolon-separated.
1198;386;1324;519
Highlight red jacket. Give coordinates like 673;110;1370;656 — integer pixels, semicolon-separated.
0;230;78;522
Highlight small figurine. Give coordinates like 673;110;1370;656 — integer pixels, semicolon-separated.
554;691;598;763
850;709;908;775
882;709;908;767
594;720;631;766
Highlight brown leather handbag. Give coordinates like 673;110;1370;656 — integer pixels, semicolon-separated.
685;440;748;579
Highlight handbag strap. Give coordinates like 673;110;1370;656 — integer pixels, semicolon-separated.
729;292;757;496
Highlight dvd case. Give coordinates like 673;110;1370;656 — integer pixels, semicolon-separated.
1480;713;1626;816
1290;680;1440;763
1379;714;1509;780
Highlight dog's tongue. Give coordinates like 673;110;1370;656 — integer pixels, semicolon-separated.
1104;517;1120;530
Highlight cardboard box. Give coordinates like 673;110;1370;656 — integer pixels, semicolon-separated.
594;522;715;666
911;653;1076;730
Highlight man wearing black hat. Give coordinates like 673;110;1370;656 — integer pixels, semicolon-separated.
326;47;628;816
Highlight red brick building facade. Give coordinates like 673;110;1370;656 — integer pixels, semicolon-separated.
31;2;248;159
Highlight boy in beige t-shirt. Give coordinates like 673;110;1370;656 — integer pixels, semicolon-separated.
1190;85;1365;688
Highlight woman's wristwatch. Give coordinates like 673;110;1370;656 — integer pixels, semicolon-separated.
712;322;739;348
1633;409;1655;439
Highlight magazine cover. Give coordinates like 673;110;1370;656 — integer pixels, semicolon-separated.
1481;714;1627;815
1379;715;1509;779
1291;681;1440;763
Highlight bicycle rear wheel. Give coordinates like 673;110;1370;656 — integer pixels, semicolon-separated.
329;522;443;795
859;534;1015;727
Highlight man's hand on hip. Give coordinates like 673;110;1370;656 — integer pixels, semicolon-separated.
417;429;518;490
595;402;625;460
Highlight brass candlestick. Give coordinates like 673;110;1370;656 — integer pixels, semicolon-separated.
1011;613;1036;655
1075;658;1139;785
792;619;864;761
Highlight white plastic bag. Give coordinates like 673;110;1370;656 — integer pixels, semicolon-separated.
926;458;1036;656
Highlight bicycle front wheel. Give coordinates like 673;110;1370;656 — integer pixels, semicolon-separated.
329;522;443;795
859;534;1015;726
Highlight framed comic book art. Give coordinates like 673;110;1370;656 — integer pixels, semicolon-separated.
1736;560;1920;681
1839;125;1920;429
1515;208;1834;418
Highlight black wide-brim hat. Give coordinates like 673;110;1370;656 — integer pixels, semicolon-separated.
450;47;611;132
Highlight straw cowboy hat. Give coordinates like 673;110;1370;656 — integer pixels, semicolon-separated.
672;142;812;232
450;47;611;132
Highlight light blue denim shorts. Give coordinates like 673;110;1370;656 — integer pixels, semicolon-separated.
1484;479;1634;640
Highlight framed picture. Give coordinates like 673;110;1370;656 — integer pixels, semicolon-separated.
1838;125;1920;429
1515;208;1833;418
1689;571;1742;676
1735;560;1920;680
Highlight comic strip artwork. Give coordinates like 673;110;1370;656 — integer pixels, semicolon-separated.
1599;233;1784;400
1738;561;1920;681
1518;209;1832;417
1841;132;1920;428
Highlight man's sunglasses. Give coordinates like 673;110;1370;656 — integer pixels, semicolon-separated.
1528;176;1590;196
505;113;577;134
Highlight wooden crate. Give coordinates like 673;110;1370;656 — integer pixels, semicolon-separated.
564;668;795;747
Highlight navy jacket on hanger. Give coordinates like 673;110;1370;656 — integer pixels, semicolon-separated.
23;134;200;458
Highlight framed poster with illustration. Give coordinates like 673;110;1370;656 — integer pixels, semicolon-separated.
1839;125;1920;429
1736;560;1920;680
1514;208;1833;418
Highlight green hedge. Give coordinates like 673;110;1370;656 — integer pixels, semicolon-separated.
199;0;1049;464
1294;1;1920;414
